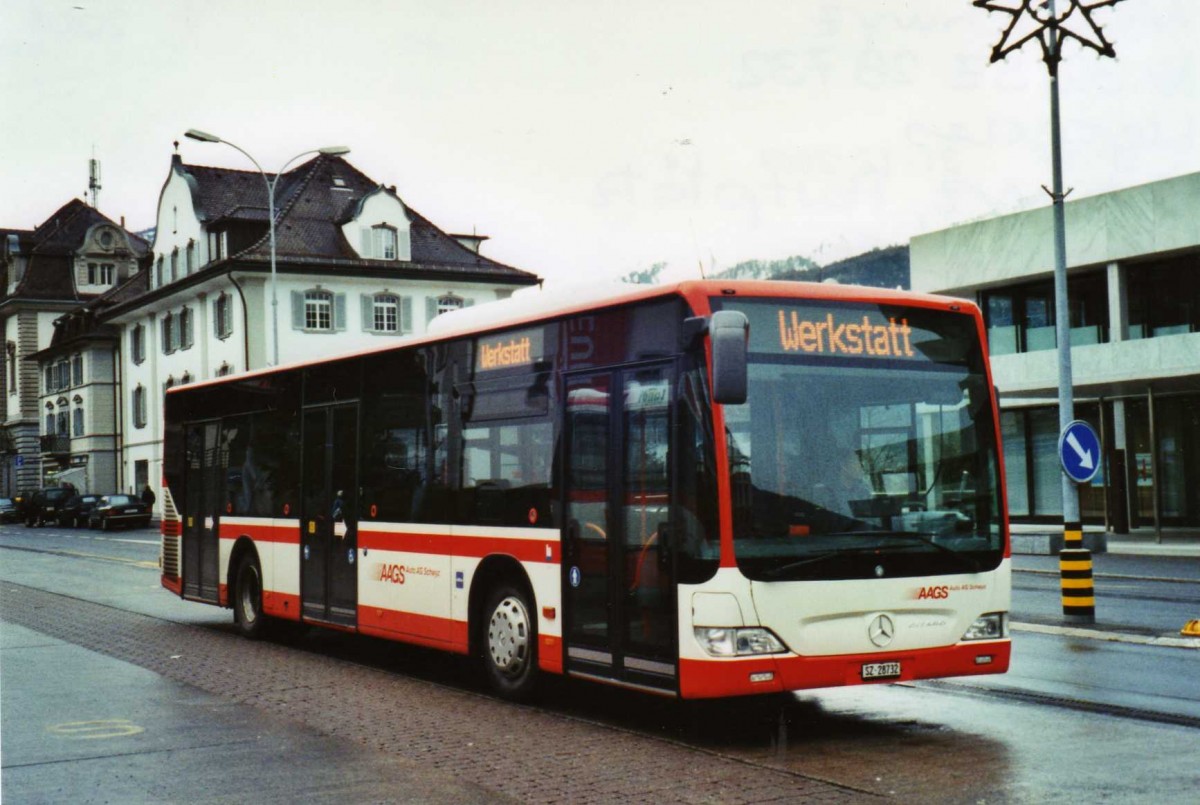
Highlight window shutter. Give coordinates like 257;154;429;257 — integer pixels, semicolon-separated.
184;308;194;349
291;291;305;329
426;297;438;324
361;228;372;258
213;298;221;338
397;230;412;261
401;296;413;334
361;294;374;332
334;293;347;331
464;298;475;307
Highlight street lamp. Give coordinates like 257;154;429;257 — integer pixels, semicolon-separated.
973;0;1125;624
183;129;350;367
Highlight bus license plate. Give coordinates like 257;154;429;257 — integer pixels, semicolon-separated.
862;661;901;680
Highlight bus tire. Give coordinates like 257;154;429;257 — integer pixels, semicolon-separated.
480;582;538;701
233;554;267;639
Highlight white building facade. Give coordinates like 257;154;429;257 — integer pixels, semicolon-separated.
911;172;1200;532
100;152;539;498
2;203;148;494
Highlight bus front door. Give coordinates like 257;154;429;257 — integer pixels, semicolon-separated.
563;364;677;693
300;404;359;627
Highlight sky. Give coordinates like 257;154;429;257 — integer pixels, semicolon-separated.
2;0;1197;286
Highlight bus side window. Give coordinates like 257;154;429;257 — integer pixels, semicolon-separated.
460;420;554;527
361;350;435;523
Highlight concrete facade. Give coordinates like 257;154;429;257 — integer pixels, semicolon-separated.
911;172;1200;530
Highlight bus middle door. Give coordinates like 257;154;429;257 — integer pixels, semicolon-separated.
563;363;677;693
300;403;359;627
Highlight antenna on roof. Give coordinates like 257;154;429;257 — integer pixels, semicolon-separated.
88;152;102;209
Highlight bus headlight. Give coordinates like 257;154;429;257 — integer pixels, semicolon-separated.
694;627;787;657
961;612;1008;641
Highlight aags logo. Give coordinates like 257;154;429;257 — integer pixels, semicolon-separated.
916;585;949;600
379;564;406;584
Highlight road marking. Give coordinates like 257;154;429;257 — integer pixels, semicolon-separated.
47;719;145;739
0;545;158;569
1014;567;1197;585
1012;620;1200;649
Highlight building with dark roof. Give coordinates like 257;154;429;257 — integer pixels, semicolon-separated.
2;200;149;494
103;149;540;498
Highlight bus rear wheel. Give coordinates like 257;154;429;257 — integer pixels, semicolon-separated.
233;554;267;639
480;583;538;700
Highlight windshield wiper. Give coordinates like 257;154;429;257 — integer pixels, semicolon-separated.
762;530;981;578
869;531;982;573
760;545;884;580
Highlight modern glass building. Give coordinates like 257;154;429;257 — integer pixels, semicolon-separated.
911;172;1200;531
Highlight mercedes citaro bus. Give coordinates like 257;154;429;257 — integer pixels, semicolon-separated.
160;280;1011;700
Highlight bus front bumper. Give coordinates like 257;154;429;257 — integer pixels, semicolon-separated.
678;639;1011;699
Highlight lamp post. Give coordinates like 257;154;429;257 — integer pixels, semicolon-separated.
973;0;1124;624
183;129;350;367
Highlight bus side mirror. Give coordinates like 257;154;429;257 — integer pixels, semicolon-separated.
710;310;749;405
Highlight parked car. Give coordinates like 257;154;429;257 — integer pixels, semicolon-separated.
0;497;19;523
58;493;102;527
23;487;74;527
88;494;152;531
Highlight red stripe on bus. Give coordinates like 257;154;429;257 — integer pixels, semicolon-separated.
358;607;470;653
358;530;559;563
263;591;302;621
217;521;299;544
678;640;1012;699
538;635;563;674
161;574;182;595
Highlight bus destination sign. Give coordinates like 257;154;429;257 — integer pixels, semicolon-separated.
714;298;979;366
778;310;915;359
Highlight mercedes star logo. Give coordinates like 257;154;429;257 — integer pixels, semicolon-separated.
868;614;895;648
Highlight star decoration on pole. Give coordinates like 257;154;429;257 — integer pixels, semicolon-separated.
972;0;1126;74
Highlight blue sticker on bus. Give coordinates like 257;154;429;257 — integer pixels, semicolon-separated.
455;571;464;590
569;566;581;588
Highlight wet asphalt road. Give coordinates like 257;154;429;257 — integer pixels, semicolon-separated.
2;523;1198;803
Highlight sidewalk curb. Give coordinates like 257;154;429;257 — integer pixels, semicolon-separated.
1012;620;1200;650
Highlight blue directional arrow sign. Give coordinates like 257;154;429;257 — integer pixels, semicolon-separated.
1059;420;1101;484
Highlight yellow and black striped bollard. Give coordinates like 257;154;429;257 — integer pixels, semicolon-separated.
1059;523;1094;623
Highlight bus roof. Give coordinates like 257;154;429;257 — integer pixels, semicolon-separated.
168;279;977;395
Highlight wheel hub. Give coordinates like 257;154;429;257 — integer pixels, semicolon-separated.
487;596;530;676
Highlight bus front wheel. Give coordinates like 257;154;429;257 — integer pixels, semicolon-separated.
480;583;538;700
233;554;267;639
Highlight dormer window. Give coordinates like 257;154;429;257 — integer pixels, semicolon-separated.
87;262;114;285
208;229;228;262
372;225;398;260
332;176;347;188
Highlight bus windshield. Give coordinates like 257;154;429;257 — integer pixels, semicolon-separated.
717;298;1004;582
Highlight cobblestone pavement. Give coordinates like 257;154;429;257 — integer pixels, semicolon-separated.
2;583;873;803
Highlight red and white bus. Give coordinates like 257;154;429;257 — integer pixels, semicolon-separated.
160;280;1011;700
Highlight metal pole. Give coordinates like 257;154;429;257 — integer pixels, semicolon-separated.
1046;0;1093;624
1047;2;1080;540
1148;385;1162;543
268;180;278;367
